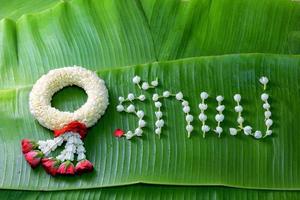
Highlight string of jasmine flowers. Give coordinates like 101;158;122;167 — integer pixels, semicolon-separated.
153;91;193;138
132;75;158;90
214;95;225;137
229;94;244;136
116;93;146;139
199;92;210;138
260;76;273;137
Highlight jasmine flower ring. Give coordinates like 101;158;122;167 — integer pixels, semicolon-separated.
29;66;109;130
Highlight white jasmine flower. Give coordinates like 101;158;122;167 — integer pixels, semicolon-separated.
259;76;269;85
263;103;270;110
77;153;86;161
163;91;171;97
261;93;269;101
216;95;224;102
118;96;125;102
233;94;241;102
186;114;194;122
215;114;224;122
155;120;164;128
142;82;149;90
186;125;194;132
266;130;272;136
229;128;238;136
182;101;189;107
155;101;162;108
200;92;208;100
176;92;183;100
215;127;223;134
183;106;190;113
243;126;252;135
151;79;158;87
126;104;135;113
138;95;146;101
127;93;135;101
136;110;145;118
254;130;262;139
155;111;163;118
234;105;243;112
265;119;273;127
155;128;161;135
132;75;141;84
264;111;271;118
152;94;159;101
201;125;210;132
135;128;143;136
76;145;86;153
117;105;124;112
198;103;208;110
138;119;146;127
126;131;133;139
237;116;244;124
216;105;225;112
198;113;207;121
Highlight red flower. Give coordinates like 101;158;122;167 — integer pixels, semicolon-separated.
114;129;124;137
57;161;75;175
42;157;60;176
75;159;94;174
54;121;87;139
21;139;37;154
24;150;43;168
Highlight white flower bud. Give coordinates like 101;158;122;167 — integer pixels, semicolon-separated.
155;111;163;118
138;119;146;127
259;76;269;85
136;110;144;118
229;128;238;136
233;94;241;102
200;92;208;99
128;93;135;101
155;101;162;108
198;113;207;121
126;131;133;139
215;114;224;122
138;95;146;101
152;94;159;101
142;82;149;90
182;101;189;106
155;128;161;135
155;120;164;128
186;125;194;132
176;92;183;100
261;93;269;101
201;125;210;132
118;96;125;102
216;95;224;102
163;91;171;97
254;130;262;139
183;106;190;113
234;105;243;112
216;105;225;112
243;126;252;135
264;111;271;118
117;105;124;112
215;126;223;134
135;128;143;136
198;103;208;110
186;114;194;122
237;116;244;124
132;75;141;84
151;80;158;87
126;104;135;113
263;103;270;110
266;130;272;136
265;119;273;127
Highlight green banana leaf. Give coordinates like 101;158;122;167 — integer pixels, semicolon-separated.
0;0;300;198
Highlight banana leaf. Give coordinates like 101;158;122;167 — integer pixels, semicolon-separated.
0;184;300;200
0;0;300;198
